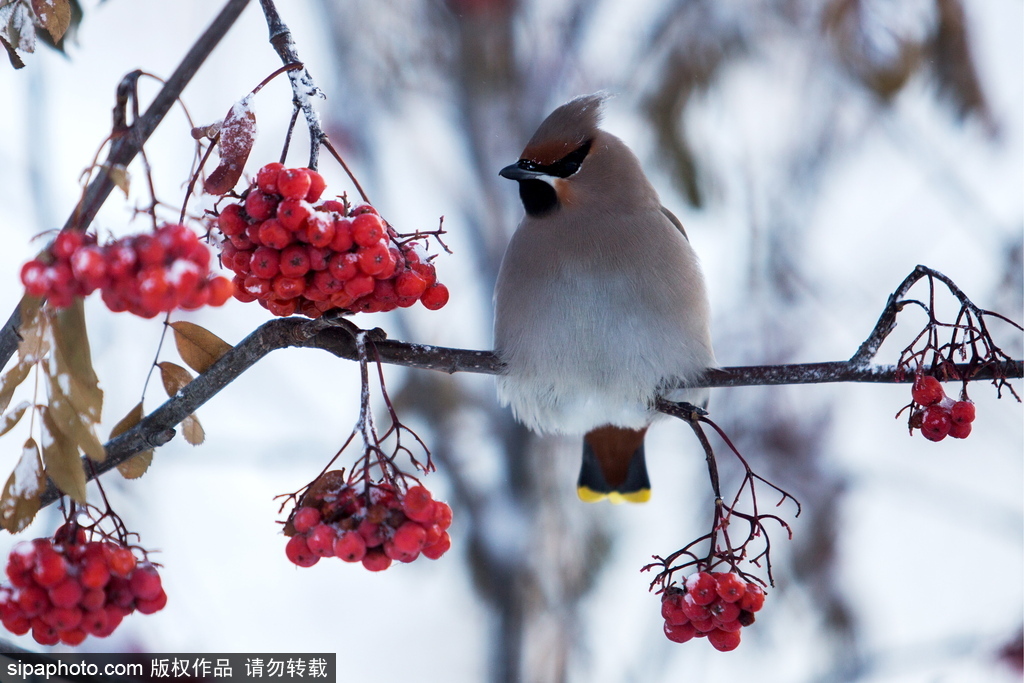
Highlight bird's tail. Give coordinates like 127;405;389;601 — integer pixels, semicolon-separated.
578;425;651;504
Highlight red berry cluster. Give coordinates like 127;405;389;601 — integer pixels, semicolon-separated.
910;375;976;441
284;472;451;572
0;526;166;646
214;163;449;318
660;571;765;652
20;225;233;317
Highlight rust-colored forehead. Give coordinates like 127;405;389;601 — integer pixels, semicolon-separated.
520;140;575;165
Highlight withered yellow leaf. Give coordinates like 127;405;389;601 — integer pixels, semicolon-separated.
40;407;87;503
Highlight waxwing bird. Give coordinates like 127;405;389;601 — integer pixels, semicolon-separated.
493;93;716;503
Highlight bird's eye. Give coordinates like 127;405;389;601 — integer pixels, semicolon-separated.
549;140;592;178
518;159;539;172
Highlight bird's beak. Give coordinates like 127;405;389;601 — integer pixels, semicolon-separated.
499;162;546;181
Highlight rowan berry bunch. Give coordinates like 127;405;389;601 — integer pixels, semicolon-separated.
660;571;766;651
212;163;449;318
283;471;451;572
0;523;166;646
20;224;233;316
906;374;976;441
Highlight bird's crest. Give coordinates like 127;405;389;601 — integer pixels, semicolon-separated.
522;92;611;165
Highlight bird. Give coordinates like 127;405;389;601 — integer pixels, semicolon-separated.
493;93;716;504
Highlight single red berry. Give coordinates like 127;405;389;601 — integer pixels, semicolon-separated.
217;203;249;237
279;244;311;278
949;421;972;439
52;231;85;261
950;400;975;425
277;168;312;201
311;270;345;295
392;521;427;555
680;594;710;622
17;585;50;617
709;598;741;625
256;162;285;195
249;247;281;279
352;213;384;247
207;276;234;306
402;486;435;523
58;627;87;646
44;605;82;631
129;564;163;601
394;271;428;299
686;572;718;606
912;375;945;406
285;535;319;567
420;283;449;310
421;531;451;560
432;501;453;530
307;245;331;271
245;190;278;221
361;548;392;572
32;621;60;646
276;199;311;232
21;260;49;297
329;218;354;252
80;607;108;636
661;593;689;626
80;588;105;612
350;204;379;217
232;275;258;302
708;627;742;652
715;572;747;603
664;620;697;644
107;546;137;578
258;219;292;250
266;297;297;317
305;214;336;248
272;275;306;300
306;524;338;558
305;170;327;202
920;405;952;442
292;506;321;534
356;242;392;277
32;549;68;588
739;583;765;612
135;589;167;615
329;253;360;281
344;274;375;300
47;578;83;609
691;616;716;633
334;532;367;563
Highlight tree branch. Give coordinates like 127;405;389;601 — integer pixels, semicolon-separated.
36;312;1022;508
0;0;252;372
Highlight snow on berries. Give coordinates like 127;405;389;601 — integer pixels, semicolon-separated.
213;163;449;318
20;224;233;317
283;471;451;572
660;571;764;651
0;525;166;646
907;374;976;441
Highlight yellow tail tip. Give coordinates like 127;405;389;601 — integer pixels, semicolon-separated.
577;486;651;504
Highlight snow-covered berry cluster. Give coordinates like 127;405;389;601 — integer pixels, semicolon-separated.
0;525;166;646
214;163;449;318
20;225;232;316
284;472;451;572
909;375;976;441
660;571;765;652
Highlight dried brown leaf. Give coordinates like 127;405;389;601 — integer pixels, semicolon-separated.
117;450;153;479
45;372;104;462
203;97;257;195
105;163;130;198
157;361;194;397
1;34;27;69
182;414;204;446
0;361;31;415
31;0;71;43
0;401;31;437
17;295;48;365
52;299;102;422
40;407;87;503
109;402;154;478
170;321;233;374
0;438;45;533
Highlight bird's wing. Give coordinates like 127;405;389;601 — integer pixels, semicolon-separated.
660;205;689;241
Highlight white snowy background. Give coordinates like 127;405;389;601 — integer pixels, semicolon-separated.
0;1;1020;682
